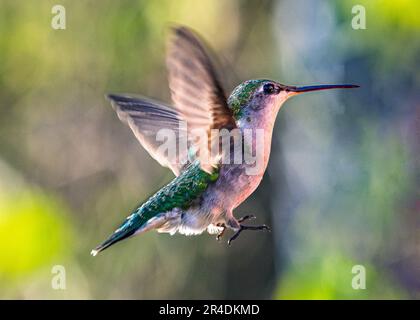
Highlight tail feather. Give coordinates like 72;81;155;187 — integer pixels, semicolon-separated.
91;214;143;256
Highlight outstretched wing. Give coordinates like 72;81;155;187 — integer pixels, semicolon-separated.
108;94;191;176
166;26;236;172
108;26;236;176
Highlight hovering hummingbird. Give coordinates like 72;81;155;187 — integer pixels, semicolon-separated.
91;26;358;256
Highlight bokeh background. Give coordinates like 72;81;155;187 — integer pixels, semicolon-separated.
0;0;418;299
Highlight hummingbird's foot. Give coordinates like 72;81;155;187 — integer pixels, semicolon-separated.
216;223;226;241
216;216;255;240
227;224;271;245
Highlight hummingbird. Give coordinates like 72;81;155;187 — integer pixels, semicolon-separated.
91;26;358;256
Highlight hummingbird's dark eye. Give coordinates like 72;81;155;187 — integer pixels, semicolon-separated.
263;83;276;95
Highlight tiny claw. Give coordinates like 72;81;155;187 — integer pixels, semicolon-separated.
227;237;235;246
261;225;271;232
227;227;244;245
238;215;257;223
227;223;271;245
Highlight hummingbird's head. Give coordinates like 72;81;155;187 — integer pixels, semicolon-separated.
228;79;359;126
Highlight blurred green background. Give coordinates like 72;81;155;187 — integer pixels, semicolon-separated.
0;0;418;299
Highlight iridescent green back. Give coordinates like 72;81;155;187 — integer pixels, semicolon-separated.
135;162;219;223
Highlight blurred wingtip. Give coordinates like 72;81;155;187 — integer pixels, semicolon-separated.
106;93;131;112
105;93;121;113
106;93;119;101
167;23;189;33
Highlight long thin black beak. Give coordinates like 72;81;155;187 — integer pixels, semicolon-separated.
288;84;359;94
